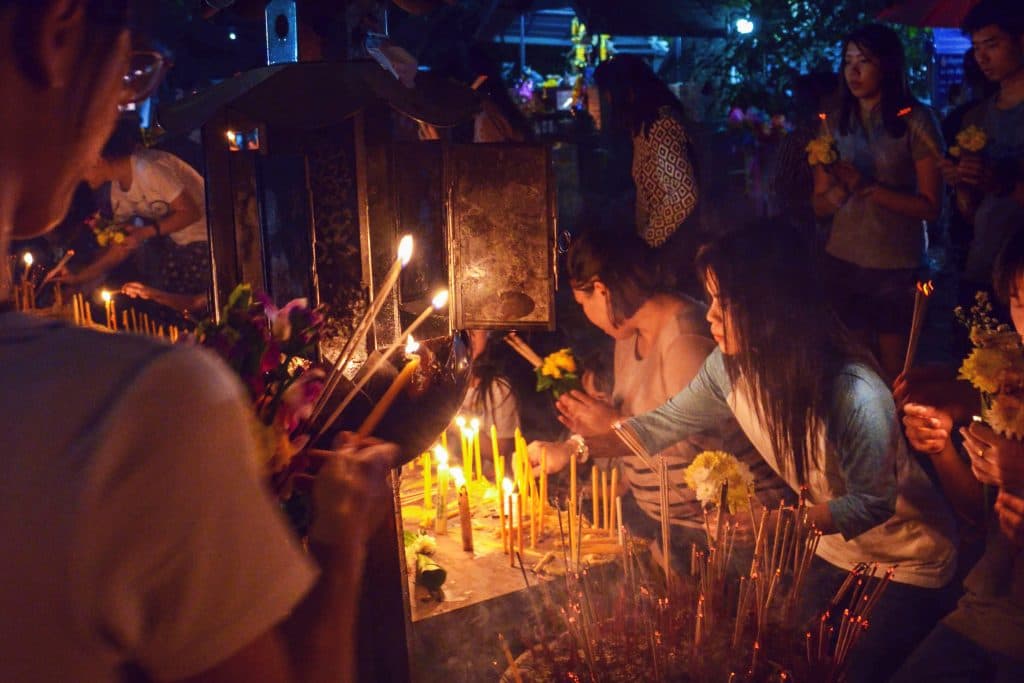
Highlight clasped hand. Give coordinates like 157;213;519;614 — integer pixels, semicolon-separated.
959;421;1024;491
555;389;621;436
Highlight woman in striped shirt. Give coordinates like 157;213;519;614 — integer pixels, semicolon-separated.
530;230;787;561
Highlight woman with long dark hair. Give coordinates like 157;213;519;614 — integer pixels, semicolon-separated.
813;24;943;381
594;55;702;293
599;219;957;682
537;230;787;560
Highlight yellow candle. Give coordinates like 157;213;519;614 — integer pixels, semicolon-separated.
592;466;599;530
609;468;619;538
471;418;483;482
440;427;448;455
434;446;449;535
422;452;433;511
570;453;578;565
540;446;548;535
616;495;624;546
357;338;421;438
603;469;610;531
500;477;512;554
490;424;500;480
100;290;113;330
517;490;524;558
452;467;473;552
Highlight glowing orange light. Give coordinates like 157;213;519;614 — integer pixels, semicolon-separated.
897;107;912;117
916;280;935;296
818;112;827;121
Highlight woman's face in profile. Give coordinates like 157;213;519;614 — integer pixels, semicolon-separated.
572;281;632;341
704;270;740;355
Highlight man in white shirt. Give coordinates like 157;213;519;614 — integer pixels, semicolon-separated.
0;2;392;681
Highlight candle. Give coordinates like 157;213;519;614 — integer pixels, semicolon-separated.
616;495;624;547
570;452;578;566
452;467;473;552
22;252;33;281
603;469;610;531
434;446;449;535
441;427;448;455
100;290;114;330
609;468;618;538
471;417;483;481
817;112;829;137
318;290;448;441
539;445;547;535
311;234;414;422
500;477;512;554
356;336;421;438
592;466;599;530
517;489;524;558
422;452;433;511
490;424;500;483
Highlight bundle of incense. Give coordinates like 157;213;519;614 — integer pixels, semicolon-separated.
310;235;413;424
503;331;543;368
612;421;690;506
903;280;934;375
658;457;672;591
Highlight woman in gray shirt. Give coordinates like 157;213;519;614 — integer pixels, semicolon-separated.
813;24;943;381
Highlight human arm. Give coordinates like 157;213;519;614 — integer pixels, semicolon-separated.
857;153;942;222
121;282;207;314
960;422;1024;492
80;348;391;683
902;403;984;523
624;349;734;457
137;189;202;241
812;163;849;218
823;371;903;540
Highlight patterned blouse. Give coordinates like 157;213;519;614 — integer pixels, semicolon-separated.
632;106;699;247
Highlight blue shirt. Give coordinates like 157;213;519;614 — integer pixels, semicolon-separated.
626;349;957;587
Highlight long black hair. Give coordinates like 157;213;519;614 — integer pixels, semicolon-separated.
695;219;873;485
566;228;673;326
837;24;916;139
593;54;690;138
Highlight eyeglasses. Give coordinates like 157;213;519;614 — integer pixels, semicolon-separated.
120;50;168;107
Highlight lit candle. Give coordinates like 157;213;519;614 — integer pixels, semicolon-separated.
434;446;449;535
592;465;599;530
22;252;33;281
452;467;473;552
456;415;470;477
100;290;114;330
356;336;421;438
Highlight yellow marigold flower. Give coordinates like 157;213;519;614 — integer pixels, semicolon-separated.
959;347;1008;394
955;125;987;154
949;145;962;158
541;356;563;379
984;393;1024;440
683;450;754;514
552;348;576;373
805;136;838;166
112;232;126;245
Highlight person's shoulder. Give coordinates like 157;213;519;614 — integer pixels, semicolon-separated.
908;103;941;130
832;361;893;411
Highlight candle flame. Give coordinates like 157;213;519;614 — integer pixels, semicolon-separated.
22;252;33;266
502;477;514;495
469;417;481;432
451;466;466;487
100;289;112;303
897;107;912;117
455;415;466;428
226;129;236;143
397;234;414;266
405;335;420;354
818;112;827;121
916;280;935;296
433;445;449;466
431;290;449;310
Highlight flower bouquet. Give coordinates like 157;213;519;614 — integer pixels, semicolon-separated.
806;134;839;167
86;212;131;247
535;347;582;399
190;284;326;491
683;450;755;515
949;124;987;159
956;292;1024;439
